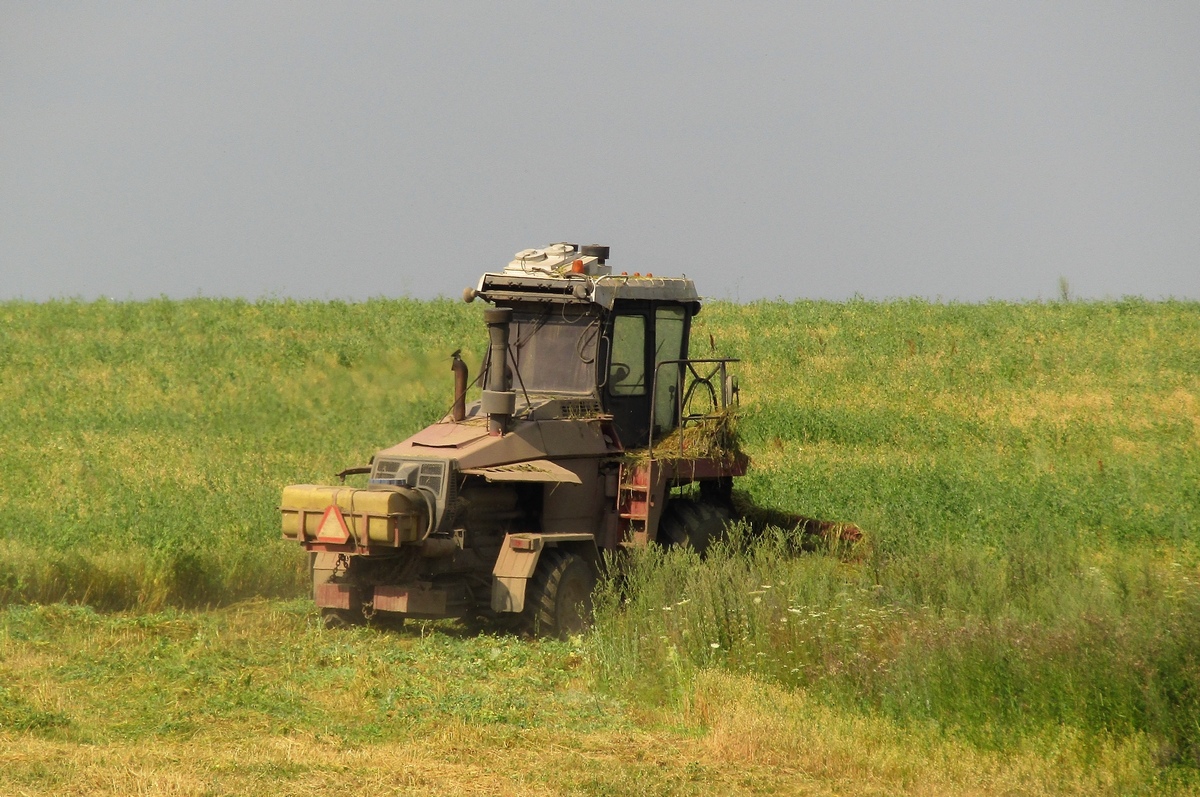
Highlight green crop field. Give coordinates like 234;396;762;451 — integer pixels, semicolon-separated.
0;297;1198;795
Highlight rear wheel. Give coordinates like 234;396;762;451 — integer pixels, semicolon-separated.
525;550;596;639
658;499;731;555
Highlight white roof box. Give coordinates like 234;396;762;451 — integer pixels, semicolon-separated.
474;243;700;310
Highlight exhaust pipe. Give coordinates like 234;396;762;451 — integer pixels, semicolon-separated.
482;308;516;436
450;351;468;422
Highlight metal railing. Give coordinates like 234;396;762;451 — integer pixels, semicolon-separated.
646;358;740;459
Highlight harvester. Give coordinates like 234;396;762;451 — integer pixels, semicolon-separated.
280;243;747;636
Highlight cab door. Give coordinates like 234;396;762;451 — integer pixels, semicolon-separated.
605;308;649;447
652;304;687;436
604;302;690;449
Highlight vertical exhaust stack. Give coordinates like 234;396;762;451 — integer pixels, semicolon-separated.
450;351;468;422
482;308;516;436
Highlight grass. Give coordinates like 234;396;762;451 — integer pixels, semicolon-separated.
590;526;1200;766
602;298;1200;768
0;297;483;609
0;295;1198;792
0;600;1187;796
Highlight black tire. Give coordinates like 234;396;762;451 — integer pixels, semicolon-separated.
525;550;596;639
657;499;731;555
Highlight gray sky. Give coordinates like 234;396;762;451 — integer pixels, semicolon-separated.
3;3;1198;302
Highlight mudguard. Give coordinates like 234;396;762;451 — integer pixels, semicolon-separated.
491;532;597;613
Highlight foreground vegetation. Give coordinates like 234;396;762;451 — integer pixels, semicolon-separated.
0;600;1185;795
593;527;1200;768
0;295;1197;793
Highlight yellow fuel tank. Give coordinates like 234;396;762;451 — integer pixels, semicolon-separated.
280;484;428;545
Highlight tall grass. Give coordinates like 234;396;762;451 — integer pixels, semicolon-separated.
0;297;483;608
590;527;1200;762
589;296;1200;763
702;298;1200;549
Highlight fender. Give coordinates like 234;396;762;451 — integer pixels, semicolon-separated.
491;532;598;613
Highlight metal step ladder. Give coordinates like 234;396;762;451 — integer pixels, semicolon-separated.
617;460;656;546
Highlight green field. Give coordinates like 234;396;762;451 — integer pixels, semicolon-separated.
0;297;1197;795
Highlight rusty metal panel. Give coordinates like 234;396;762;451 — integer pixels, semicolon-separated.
315;583;351;610
407;422;490;449
537;533;598;544
542;460;604;535
462;459;582;485
373;586;447;615
643;461;668;544
311;551;342;601
536;419;611;457
380;418;613;470
385;422;544;469
313;552;342;571
492;576;527;613
657;452;750;481
493;540;540;579
603;511;620;550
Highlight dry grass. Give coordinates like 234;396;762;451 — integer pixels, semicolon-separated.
0;672;1181;796
3;600;1190;796
685;671;1172;797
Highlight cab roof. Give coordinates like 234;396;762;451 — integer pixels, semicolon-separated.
472;243;700;311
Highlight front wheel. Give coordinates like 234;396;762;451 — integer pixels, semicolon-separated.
525;550;596;639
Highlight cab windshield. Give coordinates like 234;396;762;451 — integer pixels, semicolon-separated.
506;306;601;394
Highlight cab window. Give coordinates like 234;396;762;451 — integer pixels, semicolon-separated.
653;305;687;432
608;314;646;396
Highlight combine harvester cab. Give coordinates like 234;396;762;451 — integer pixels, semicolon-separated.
280;243;748;636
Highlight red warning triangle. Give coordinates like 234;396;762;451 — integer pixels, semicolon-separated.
316;505;351;544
